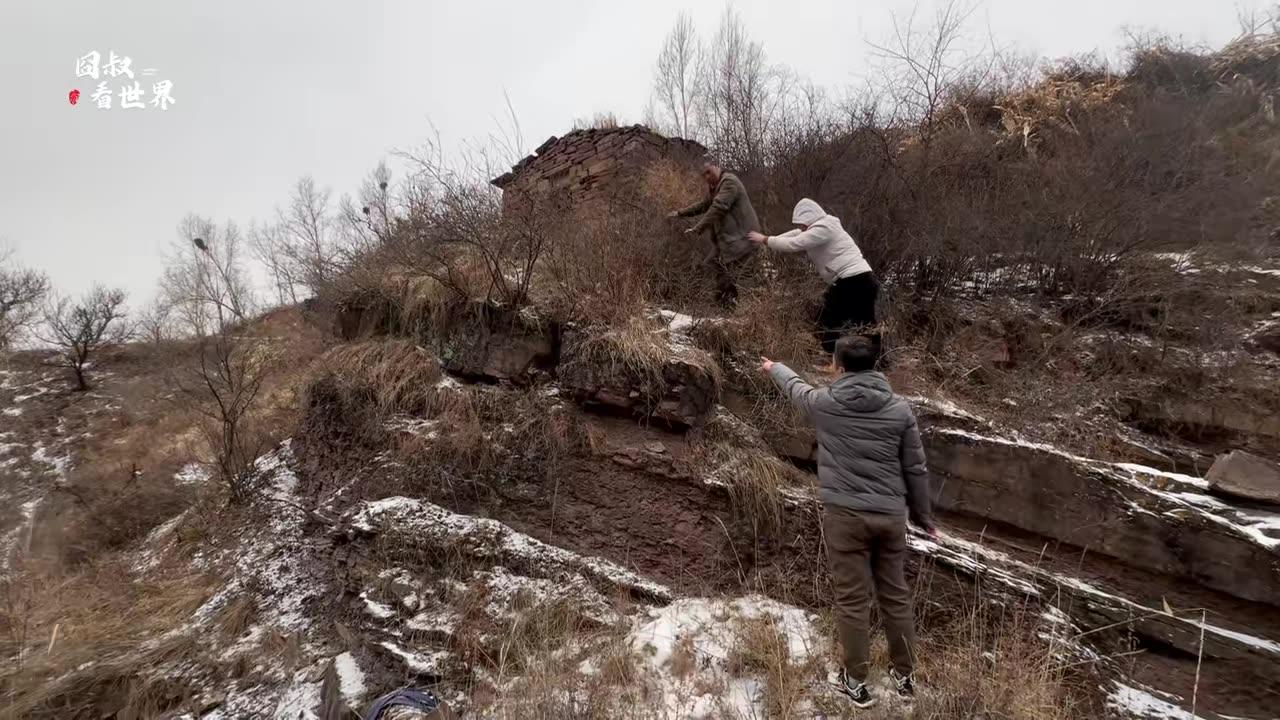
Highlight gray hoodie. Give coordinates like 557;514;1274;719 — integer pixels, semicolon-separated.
768;364;933;528
766;198;871;284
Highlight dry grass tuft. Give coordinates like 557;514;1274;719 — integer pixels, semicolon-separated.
727;613;821;720
0;561;215;719
712;448;801;537
322;339;443;417
215;592;258;640
565;317;673;395
563;316;723;413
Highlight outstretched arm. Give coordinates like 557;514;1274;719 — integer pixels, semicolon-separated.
674;195;711;218
691;177;740;234
900;413;935;532
767;225;830;253
763;360;818;420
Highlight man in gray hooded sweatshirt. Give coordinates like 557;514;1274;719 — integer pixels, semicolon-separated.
749;198;878;353
761;335;934;708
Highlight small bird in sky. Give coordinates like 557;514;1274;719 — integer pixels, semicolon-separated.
193;237;208;251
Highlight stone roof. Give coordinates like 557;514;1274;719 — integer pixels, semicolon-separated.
490;124;705;189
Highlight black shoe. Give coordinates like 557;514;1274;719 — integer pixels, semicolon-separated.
889;668;916;700
836;669;876;708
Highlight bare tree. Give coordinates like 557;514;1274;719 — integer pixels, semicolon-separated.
394;137;544;307
869;0;983;138
0;254;50;350
339;162;396;253
136;297;176;347
161;215;257;336
697;6;792;170
175;328;277;503
651;12;703;139
277;176;339;295
249;220;302;306
41;286;129;391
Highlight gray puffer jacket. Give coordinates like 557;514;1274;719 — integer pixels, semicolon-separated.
768;364;933;528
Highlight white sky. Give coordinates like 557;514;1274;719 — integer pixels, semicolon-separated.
0;0;1266;303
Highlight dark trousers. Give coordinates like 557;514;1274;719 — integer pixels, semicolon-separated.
818;272;879;353
823;504;916;682
713;251;761;309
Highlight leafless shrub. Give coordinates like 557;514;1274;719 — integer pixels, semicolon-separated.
0;253;50;350
136;297;177;347
174;329;280;503
40;286;130;391
379;138;550;310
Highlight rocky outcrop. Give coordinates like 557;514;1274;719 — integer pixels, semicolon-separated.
559;354;718;428
557;326;720;428
1121;395;1280;441
434;308;558;382
1208;450;1280;505
925;428;1280;606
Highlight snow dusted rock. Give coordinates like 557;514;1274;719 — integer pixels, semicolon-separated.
345;496;673;605
926;428;1280;605
1207;450;1280;505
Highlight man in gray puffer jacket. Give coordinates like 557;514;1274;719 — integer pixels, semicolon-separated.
761;335;934;709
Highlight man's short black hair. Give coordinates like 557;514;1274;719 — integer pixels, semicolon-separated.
834;335;878;372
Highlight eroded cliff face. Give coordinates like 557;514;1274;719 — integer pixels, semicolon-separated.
274;299;1280;718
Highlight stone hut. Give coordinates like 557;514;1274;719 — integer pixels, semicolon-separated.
490;124;706;210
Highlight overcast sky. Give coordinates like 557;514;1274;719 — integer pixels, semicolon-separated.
0;0;1266;304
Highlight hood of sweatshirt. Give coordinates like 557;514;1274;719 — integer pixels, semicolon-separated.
828;371;894;412
791;198;826;227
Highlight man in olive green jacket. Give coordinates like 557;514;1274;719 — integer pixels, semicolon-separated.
669;159;761;306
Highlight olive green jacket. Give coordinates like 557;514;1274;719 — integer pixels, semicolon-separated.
676;172;761;264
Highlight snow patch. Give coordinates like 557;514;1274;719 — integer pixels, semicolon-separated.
1107;682;1196;719
333;651;366;705
174;462;210;486
350;497;672;603
629;595;825;719
380;641;449;675
903;394;988;423
361;592;398;620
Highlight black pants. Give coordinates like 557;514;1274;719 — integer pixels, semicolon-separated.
818;272;879;353
713;251;761;309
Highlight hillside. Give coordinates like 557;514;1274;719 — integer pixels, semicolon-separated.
4;26;1280;720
